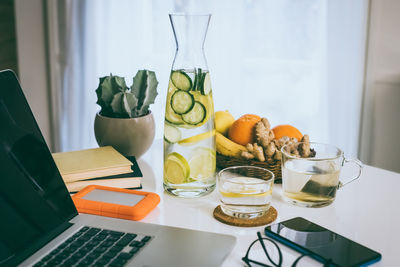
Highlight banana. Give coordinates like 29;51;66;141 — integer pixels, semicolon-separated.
216;132;247;158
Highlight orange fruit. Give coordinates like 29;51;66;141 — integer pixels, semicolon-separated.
272;124;303;141
228;114;261;146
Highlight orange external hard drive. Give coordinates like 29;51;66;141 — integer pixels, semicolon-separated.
71;185;160;221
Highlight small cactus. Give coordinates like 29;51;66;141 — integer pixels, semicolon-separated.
95;71;158;118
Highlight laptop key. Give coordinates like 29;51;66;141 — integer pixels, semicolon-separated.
86;227;101;236
125;233;137;239
117;252;134;260
33;260;47;267
116;237;133;246
78;235;92;242
107;235;122;242
47;258;63;265
130;247;139;254
94;246;107;253
142;236;151;242
101;241;115;247
49;248;60;255
72;231;83;238
80;226;90;232
70;241;84;248
110;245;124;252
130;241;145;248
94;234;107;241
98;256;112;264
55;253;69;260
41;254;53;261
86;240;98;247
110;258;127;267
81;257;96;264
104;251;118;258
63;258;76;266
65;236;76;243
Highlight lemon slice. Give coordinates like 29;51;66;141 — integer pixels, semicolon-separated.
189;147;216;181
178;130;215;146
164;152;190;184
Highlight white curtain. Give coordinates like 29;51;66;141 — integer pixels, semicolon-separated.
56;0;368;157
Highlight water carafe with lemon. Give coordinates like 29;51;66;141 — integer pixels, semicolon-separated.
163;13;216;197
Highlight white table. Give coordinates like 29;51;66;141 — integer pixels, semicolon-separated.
137;140;400;266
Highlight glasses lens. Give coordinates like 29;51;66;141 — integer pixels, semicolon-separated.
246;238;281;267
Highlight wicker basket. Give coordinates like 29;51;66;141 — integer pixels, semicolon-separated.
216;153;282;183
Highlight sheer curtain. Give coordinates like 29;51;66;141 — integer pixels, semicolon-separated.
56;0;368;157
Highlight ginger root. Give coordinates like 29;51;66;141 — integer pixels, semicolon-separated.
241;143;265;162
255;118;274;147
241;117;315;162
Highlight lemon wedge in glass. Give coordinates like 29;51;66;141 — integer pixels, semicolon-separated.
178;130;215;146
164;152;190;184
189;147;216;181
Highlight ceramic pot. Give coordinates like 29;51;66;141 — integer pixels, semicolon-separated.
94;111;155;158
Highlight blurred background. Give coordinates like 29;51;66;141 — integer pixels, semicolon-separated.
2;0;400;172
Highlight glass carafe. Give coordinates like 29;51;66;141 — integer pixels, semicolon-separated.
163;14;216;198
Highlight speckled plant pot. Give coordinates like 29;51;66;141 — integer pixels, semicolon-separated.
94;111;155;158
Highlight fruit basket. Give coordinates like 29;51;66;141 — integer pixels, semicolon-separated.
216;153;282;183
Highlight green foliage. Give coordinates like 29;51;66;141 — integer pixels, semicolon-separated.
95;71;158;118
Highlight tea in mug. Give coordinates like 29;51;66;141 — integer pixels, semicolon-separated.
282;161;340;207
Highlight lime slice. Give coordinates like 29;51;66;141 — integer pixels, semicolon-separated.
164;152;190;184
178;130;216;146
189;147;216;181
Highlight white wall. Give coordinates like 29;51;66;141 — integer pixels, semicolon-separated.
360;0;400;173
14;0;53;149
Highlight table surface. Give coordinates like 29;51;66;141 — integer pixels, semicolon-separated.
135;140;399;266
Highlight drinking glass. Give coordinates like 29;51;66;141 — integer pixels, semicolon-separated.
218;166;274;219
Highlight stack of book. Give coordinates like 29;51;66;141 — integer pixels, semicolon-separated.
52;146;142;192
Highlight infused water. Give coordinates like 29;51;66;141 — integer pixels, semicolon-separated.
163;69;216;197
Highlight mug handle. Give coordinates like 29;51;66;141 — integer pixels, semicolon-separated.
338;157;363;189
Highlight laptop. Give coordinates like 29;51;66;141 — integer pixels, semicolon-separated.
0;70;236;267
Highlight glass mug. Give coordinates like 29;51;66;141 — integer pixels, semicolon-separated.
281;142;362;207
217;166;274;219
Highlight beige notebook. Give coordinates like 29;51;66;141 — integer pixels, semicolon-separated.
65;177;141;192
52;146;133;183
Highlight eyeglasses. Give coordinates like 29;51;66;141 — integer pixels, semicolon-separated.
242;232;333;267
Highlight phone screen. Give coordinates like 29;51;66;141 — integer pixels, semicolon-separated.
264;217;381;266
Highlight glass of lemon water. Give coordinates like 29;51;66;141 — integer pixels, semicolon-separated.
218;166;274;219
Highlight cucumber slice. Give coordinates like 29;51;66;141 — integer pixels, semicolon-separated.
165;107;184;124
171;71;192;91
182;101;206;125
164;123;181;143
201;73;211;95
171;90;194;114
193;69;198;91
165;89;184;125
194;68;202;91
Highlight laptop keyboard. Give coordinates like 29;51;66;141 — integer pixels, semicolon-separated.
33;226;152;267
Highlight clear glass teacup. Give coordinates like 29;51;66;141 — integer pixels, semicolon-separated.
281;142;362;207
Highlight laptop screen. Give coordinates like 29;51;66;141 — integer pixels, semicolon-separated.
0;70;77;266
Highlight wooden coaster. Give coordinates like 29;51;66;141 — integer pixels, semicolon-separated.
213;205;277;227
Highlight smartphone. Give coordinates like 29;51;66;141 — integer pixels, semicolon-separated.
264;217;381;266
